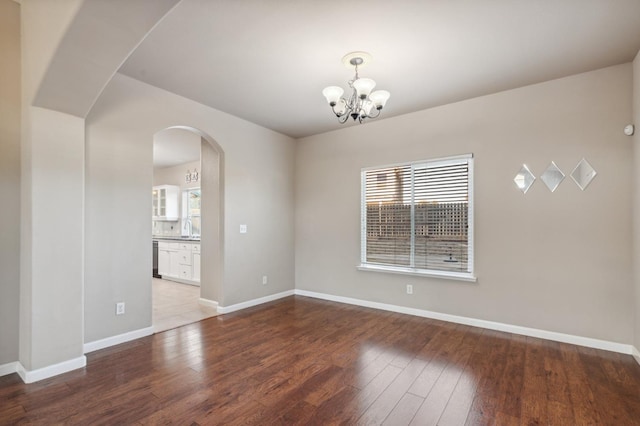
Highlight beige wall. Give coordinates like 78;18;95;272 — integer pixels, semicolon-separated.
14;0;184;378
19;0;86;372
296;64;634;344
0;0;21;366
84;73;296;342
20;0;83;105
154;160;201;189
25;108;85;370
201;138;223;303
633;51;640;351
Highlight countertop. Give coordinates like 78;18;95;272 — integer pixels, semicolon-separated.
153;236;201;242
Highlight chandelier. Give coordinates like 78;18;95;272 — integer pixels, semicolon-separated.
322;51;390;124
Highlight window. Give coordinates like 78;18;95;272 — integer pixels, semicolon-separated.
182;188;201;237
360;154;474;281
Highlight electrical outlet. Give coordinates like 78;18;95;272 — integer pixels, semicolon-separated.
406;284;413;295
262;275;268;285
116;302;125;315
240;224;247;234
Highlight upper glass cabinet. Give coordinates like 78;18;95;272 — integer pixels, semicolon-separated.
152;185;179;220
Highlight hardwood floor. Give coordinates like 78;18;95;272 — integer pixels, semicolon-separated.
2;296;640;425
152;278;218;333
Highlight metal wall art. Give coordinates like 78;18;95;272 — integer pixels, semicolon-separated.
185;169;199;184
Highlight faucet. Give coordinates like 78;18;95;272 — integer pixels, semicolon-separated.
183;218;192;237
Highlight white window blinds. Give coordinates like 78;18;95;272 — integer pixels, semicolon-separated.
361;154;473;277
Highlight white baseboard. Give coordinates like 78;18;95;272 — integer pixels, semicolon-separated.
295;289;634;356
0;361;18;377
83;326;154;354
16;356;86;384
632;346;640;366
199;298;219;309
217;290;295;314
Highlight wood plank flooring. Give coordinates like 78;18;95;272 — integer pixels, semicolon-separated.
1;296;640;425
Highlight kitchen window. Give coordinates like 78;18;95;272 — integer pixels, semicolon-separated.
359;154;475;282
182;188;201;238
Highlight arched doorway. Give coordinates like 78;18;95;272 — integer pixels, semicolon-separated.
152;126;224;332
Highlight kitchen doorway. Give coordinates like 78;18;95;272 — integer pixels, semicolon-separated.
151;126;223;332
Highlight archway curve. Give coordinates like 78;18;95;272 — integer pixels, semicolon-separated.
154;125;225;309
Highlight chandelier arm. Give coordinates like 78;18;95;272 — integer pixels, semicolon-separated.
338;113;350;124
367;108;382;119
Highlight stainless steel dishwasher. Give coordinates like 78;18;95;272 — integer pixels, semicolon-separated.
152;240;161;278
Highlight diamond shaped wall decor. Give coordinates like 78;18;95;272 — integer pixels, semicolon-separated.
540;161;565;192
514;165;535;194
570;158;597;191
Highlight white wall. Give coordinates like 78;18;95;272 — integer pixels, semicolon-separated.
296;64;634;344
0;0;21;366
84;73;296;342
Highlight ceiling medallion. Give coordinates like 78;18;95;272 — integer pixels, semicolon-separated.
322;51;390;124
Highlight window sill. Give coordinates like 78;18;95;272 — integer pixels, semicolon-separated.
357;264;477;283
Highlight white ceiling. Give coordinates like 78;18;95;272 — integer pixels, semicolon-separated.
120;0;640;139
153;128;201;168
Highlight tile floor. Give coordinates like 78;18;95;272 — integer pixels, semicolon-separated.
152;277;218;333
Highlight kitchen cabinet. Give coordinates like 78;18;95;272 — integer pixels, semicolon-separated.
158;240;200;285
158;249;169;276
158;241;180;278
152;185;180;221
179;264;192;281
177;244;192;281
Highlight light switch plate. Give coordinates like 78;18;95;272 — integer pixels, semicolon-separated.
240;224;247;233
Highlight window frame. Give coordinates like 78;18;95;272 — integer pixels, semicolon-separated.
359;153;476;282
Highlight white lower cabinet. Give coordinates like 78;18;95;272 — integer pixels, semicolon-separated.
158;242;180;278
158;249;170;276
170;251;181;278
179;264;192;281
158;240;200;284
